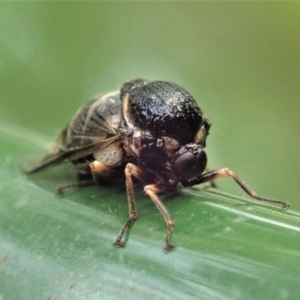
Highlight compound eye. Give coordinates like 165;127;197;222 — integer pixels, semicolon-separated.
172;149;207;181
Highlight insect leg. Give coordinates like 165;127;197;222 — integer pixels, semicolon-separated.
144;184;175;252
204;167;217;188
56;180;94;197
55;160;114;196
185;168;289;209
113;163;141;248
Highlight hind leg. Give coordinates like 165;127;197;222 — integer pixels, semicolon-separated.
56;161;115;196
56;180;95;197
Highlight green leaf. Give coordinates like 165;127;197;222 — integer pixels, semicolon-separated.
1;122;300;299
1;3;300;299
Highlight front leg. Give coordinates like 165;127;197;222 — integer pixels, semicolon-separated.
114;163;176;252
184;168;289;209
113;163;142;248
144;184;175;252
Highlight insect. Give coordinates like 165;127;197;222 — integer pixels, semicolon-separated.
25;79;289;252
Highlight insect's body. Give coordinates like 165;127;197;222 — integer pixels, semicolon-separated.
26;79;289;252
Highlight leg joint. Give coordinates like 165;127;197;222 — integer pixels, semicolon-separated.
167;220;175;227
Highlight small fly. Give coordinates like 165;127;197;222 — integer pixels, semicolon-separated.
25;79;289;252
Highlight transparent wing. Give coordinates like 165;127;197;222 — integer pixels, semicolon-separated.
66;91;122;147
25;91;123;173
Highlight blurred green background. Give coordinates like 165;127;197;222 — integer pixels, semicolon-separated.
1;2;299;206
1;3;300;300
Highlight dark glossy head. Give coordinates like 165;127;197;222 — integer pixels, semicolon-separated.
172;145;207;181
121;80;208;145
